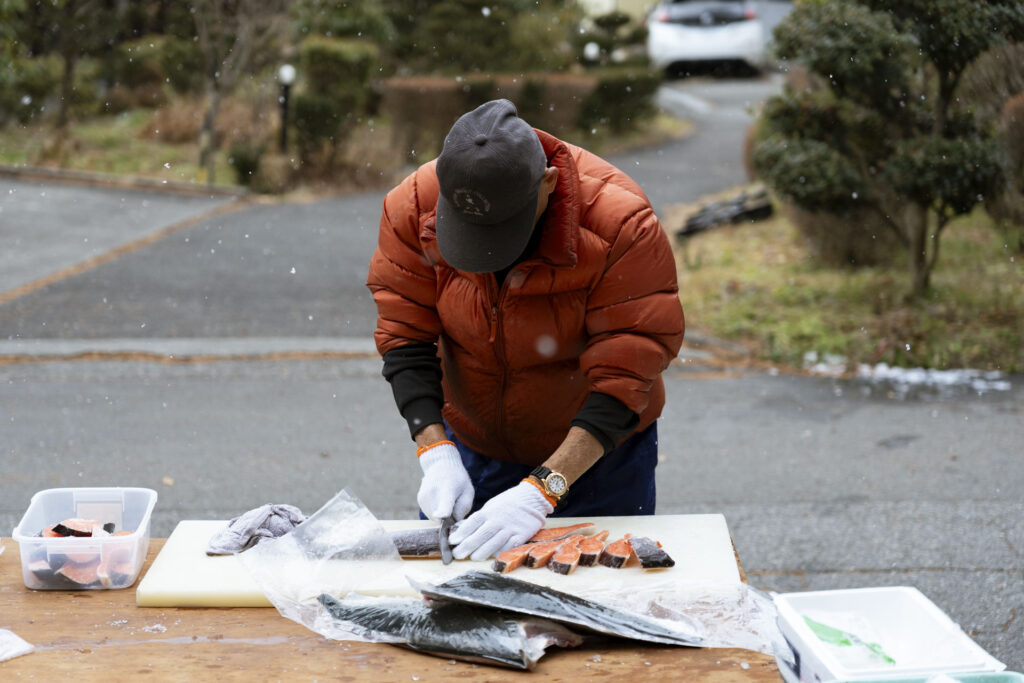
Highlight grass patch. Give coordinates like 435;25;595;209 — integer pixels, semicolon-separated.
673;207;1024;372
0;110;238;188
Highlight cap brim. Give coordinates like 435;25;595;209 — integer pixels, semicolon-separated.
436;188;539;273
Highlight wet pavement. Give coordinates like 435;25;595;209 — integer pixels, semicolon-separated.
1;78;1021;669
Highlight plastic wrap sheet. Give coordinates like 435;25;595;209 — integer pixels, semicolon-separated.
238;490;582;668
239;492;791;663
237;489;405;641
578;579;794;664
0;629;33;663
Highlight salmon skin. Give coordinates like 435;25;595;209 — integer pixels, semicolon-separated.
390;527;445;558
577;530;609;567
598;534;633;569
41;518;119;538
317;593;582;670
528;522;594;544
547;536;584;575
629;536;675;569
410;571;705;647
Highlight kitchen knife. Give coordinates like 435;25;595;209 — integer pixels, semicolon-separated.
439;515;455;565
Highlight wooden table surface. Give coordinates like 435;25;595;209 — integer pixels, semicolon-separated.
0;538;781;681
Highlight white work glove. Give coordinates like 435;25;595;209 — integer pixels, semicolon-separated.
417;441;474;522
448;481;554;561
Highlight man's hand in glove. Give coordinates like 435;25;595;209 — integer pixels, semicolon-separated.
448;481;554;561
417;440;474;522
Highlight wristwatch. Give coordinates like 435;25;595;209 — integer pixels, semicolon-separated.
529;466;569;501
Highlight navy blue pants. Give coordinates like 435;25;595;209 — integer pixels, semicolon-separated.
444;422;658;517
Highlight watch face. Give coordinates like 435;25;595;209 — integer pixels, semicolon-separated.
547;473;568;496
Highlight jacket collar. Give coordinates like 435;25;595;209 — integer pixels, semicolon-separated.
423;129;581;273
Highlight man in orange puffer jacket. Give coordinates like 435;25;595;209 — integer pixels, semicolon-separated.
367;99;684;561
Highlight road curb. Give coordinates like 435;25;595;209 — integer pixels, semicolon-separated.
0;163;247;198
0;337;381;363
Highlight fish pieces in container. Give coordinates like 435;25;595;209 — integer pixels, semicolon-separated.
12;487;158;590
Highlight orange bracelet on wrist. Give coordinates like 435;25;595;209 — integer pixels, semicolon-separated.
416;440;456;458
522;476;558;508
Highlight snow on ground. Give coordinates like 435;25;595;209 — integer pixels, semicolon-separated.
802;352;1012;397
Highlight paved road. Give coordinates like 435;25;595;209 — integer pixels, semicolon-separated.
1;77;1021;669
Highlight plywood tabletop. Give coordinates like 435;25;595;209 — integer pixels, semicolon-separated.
0;538;781;680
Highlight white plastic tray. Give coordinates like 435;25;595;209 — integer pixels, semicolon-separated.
774;586;1005;682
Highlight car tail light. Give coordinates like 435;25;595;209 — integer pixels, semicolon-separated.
744;6;757;19
654;8;670;22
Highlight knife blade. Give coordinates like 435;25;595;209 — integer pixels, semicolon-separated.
439;515;455;565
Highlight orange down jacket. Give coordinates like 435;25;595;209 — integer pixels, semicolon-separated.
367;129;684;465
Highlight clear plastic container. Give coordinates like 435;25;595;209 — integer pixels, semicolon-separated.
12;487;158;590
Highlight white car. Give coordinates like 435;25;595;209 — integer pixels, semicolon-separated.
646;0;766;74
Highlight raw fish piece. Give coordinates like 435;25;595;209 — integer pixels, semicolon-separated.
528;522;594;543
629;536;675;569
577;530;609;567
598;534;633;569
410;571;704;647
318;593;582;669
492;544;533;573
525;540;564;568
51;519;100;537
548;537;584;575
390;527;443;558
56;558;100;586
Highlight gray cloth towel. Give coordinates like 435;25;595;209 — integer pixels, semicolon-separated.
205;503;306;555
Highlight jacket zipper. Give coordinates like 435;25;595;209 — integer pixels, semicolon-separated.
489;273;509;441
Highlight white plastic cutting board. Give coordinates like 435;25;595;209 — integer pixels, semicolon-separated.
135;515;741;607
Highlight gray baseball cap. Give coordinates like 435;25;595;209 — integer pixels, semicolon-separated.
435;99;547;273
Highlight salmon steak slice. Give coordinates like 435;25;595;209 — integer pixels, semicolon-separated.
56;558;101;585
525;540;564;568
492;543;534;574
598;534;634;569
577;530;610;567
629;536;676;569
548;536;584;575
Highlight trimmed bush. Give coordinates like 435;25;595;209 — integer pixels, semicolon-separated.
228;139;264;186
295;36;379;170
578;67;661;133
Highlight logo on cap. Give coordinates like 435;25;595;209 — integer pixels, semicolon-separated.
452;188;491;218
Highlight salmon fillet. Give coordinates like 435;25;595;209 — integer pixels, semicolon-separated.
577;530;610;567
528;523;594;543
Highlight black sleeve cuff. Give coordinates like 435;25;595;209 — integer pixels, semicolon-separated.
401;396;444;439
382;344;445;439
570;392;639;454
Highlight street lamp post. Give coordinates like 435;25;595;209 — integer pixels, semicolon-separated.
277;64;296;153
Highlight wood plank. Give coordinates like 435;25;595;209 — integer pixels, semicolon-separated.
0;539;781;680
